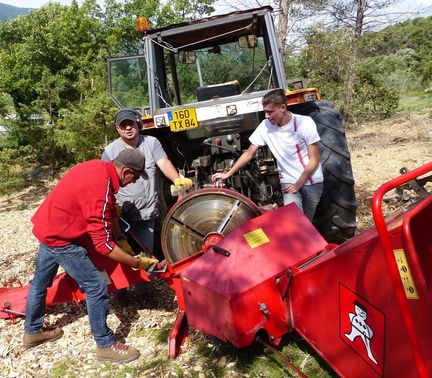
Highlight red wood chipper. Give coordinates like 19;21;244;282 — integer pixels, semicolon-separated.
1;162;432;377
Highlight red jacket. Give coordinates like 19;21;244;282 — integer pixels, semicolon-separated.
32;160;120;255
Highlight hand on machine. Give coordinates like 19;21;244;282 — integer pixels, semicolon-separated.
211;172;227;188
114;216;161;272
132;253;159;272
171;176;193;196
116;235;160;272
174;177;193;190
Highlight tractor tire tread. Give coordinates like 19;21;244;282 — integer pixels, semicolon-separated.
289;100;357;243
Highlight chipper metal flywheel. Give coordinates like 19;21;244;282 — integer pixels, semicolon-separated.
161;188;261;264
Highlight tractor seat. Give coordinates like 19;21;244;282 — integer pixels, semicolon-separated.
197;80;240;101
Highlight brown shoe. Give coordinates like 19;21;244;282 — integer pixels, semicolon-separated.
96;341;140;363
23;327;64;348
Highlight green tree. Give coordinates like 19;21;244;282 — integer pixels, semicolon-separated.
0;1;94;119
0;0;216;167
312;0;400;121
352;67;399;120
304;26;355;110
0;93;13;117
304;26;399;124
361;16;432;88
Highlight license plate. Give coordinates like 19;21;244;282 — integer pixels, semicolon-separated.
168;108;198;132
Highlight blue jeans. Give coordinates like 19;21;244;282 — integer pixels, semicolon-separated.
24;243;114;348
282;182;323;220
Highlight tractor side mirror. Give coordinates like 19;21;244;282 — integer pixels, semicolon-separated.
178;51;196;64
238;35;258;48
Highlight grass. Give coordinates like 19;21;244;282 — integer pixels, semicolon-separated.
51;355;185;377
48;330;335;377
51;359;79;378
161;329;336;377
152;322;173;344
398;93;432;112
0;165;43;194
111;358;180;377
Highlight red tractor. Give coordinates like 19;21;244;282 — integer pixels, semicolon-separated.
2;7;432;377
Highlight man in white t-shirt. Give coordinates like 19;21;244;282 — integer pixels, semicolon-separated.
212;88;323;220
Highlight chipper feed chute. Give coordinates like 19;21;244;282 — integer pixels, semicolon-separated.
179;202;328;348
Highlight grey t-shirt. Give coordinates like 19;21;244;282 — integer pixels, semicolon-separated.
102;135;167;221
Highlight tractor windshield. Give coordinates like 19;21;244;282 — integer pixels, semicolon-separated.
164;36;271;106
108;37;271;110
108;55;149;110
108;7;286;111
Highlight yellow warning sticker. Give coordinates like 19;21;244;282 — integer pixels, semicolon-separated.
243;228;270;248
393;249;419;299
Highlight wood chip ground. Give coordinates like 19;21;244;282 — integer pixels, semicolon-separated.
0;111;431;377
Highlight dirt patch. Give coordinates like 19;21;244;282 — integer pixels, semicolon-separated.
348;111;432;232
0;111;431;377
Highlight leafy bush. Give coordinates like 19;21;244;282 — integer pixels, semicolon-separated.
302;28;354;113
0;144;37;194
351;69;399;122
55;93;118;161
359;53;423;93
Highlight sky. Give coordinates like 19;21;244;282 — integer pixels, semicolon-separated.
1;0;97;7
2;0;432;17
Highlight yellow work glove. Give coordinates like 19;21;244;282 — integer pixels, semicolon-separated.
116;237;135;256
174;177;193;190
132;253;159;271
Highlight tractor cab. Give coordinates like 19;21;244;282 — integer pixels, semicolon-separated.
108;6;290;114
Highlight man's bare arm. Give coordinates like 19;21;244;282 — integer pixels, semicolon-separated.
212;144;259;181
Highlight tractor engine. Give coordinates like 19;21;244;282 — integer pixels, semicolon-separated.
189;133;283;207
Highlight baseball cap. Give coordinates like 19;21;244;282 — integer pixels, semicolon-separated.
114;149;148;179
115;109;141;125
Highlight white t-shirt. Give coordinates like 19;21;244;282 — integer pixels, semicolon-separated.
249;114;323;185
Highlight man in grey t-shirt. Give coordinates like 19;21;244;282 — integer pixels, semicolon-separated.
102;109;192;251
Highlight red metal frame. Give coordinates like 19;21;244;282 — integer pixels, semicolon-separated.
372;161;432;377
168;310;188;359
0;253;153;319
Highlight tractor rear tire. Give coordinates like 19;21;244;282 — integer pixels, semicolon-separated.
289;100;357;243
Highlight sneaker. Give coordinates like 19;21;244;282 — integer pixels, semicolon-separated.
23;327;64;348
96;342;140;363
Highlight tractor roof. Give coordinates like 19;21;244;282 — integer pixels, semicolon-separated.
146;6;273;51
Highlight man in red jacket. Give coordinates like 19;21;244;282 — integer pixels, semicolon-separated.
23;149;157;363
